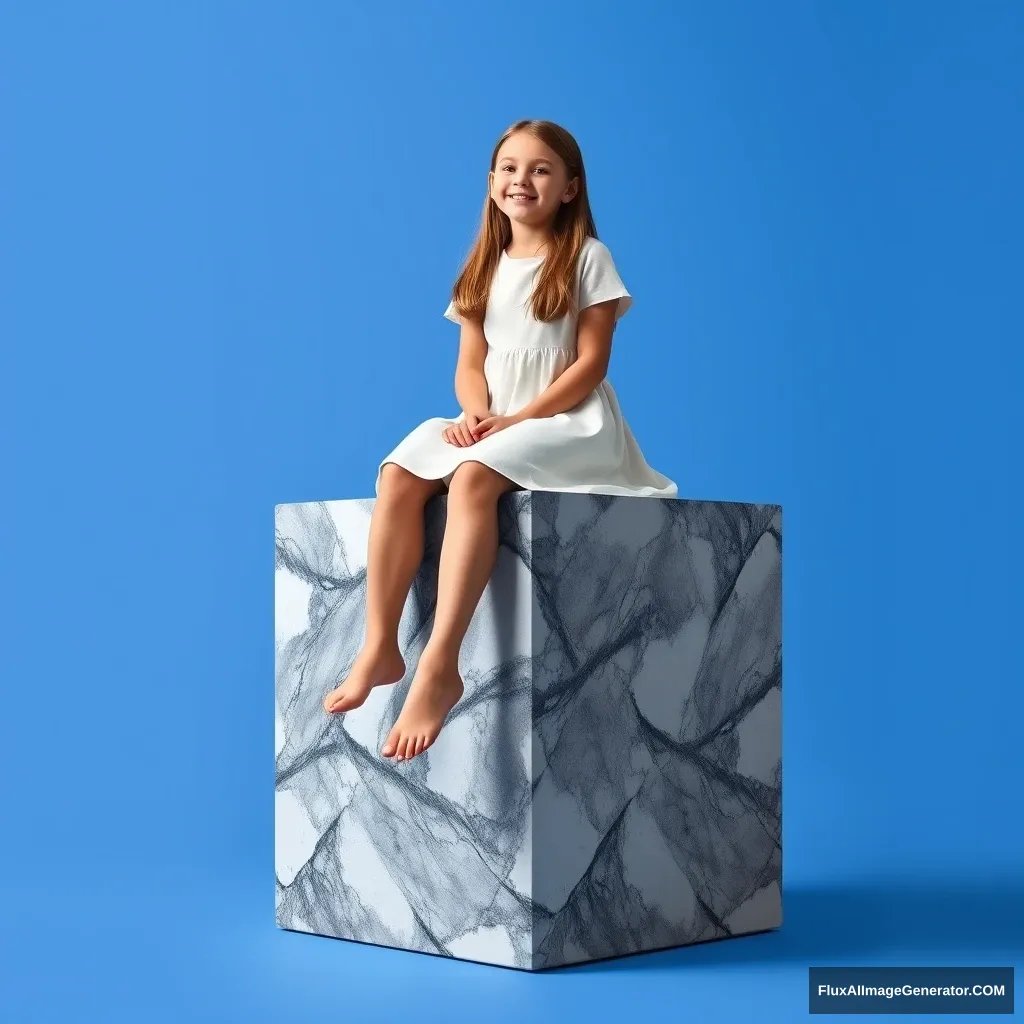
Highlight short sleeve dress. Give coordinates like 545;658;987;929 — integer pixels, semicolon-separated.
376;235;678;498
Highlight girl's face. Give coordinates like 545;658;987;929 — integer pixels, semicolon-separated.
489;132;577;227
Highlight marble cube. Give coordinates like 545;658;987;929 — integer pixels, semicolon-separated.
275;491;782;970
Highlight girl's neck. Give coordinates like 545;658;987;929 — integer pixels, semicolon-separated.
505;226;553;259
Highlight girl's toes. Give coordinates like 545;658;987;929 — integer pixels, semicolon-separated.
389;733;411;760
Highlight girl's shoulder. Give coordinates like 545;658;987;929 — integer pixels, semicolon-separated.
578;235;616;268
576;236;625;281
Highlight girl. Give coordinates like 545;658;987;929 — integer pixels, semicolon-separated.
322;119;677;762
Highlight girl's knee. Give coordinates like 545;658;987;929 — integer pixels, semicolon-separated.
448;461;515;498
379;462;444;502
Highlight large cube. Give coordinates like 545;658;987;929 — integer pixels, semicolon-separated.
275;491;782;970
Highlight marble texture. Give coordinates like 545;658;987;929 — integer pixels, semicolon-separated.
275;492;782;970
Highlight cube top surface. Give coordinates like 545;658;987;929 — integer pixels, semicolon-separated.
276;492;782;514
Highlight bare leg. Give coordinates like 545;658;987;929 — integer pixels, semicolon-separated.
323;463;446;714
381;461;517;759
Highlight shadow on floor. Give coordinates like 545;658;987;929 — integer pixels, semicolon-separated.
571;875;1024;973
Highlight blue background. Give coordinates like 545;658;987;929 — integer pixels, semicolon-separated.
3;0;1021;1020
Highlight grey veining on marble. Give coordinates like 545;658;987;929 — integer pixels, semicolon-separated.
275;492;782;969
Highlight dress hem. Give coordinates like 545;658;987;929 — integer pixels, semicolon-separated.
376;453;677;501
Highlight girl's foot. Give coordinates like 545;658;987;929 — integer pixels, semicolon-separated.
323;642;406;714
380;652;464;761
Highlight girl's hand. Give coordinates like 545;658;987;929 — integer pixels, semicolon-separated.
442;413;482;447
473;413;523;440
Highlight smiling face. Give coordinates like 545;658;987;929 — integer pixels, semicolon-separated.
489;131;578;227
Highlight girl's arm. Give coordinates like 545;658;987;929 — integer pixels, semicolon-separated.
514;299;617;420
453;318;491;418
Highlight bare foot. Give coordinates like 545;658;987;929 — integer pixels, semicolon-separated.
380;653;464;761
323;642;406;714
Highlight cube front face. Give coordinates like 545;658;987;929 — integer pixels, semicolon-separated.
275;493;781;970
275;495;536;969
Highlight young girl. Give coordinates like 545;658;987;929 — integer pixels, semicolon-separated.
322;119;677;762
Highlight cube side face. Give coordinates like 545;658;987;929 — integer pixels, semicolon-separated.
275;495;536;970
529;494;783;969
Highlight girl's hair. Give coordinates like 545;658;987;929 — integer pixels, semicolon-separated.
449;119;599;324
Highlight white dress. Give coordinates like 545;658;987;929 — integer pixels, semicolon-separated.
377;236;678;499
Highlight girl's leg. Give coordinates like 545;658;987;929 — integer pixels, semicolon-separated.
323;463;447;714
381;460;517;760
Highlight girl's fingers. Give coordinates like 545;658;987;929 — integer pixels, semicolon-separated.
443;421;496;444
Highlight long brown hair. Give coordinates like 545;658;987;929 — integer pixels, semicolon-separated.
448;120;599;324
